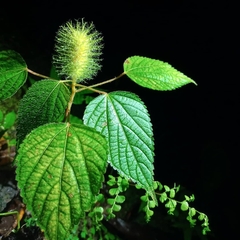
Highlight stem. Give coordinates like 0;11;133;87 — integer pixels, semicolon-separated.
75;72;126;94
65;82;77;122
75;84;106;94
27;68;56;80
89;72;126;89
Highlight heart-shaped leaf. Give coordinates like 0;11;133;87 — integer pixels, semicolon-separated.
83;91;156;202
16;122;108;240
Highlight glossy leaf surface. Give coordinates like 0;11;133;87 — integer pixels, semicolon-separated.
83;91;156;201
124;56;196;90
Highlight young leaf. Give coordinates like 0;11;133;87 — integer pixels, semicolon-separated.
16;122;108;240
181;201;189;211
83;91;156;203
109;188;119;196
113;204;121;212
198;213;205;221
119;178;129;191
107;198;115;205
16;79;70;143
115;195;125;204
140;195;148;202
164;185;170;192
157;181;163;191
149;200;156;208
123;56;196;91
146;208;154;218
169;189;175;198
184;195;190;201
189;207;196;217
159;192;168;203
0;50;28;100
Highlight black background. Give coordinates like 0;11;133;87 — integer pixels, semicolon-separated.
1;1;239;239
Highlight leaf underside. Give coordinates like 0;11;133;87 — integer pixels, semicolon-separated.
123;56;196;90
16;79;70;143
16;122;108;240
0;50;28;100
83;91;156;197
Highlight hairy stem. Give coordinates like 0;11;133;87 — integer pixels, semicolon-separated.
65;82;77;122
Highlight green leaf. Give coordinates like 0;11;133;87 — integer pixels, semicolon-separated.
160;192;167;203
169;189;175;198
146;208;154;217
189;207;196;217
107;179;116;187
94;206;104;214
187;216;197;227
123;56;196;91
119;178;129;191
107;198;115;205
198;213;205;221
115;195;125;204
113;204;121;212
175;184;181;193
73;91;86;105
95;194;104;204
0;50;28;100
16;79;70;143
202;226;211;235
164;185;170;192
73;90;94;105
157;181;163;191
184;195;190;201
165;199;177;209
3;111;16;129
83;91;156;202
16;122;108;240
0;110;3;122
140;195;148;202
69;114;83;124
189;194;195;202
149;200;156;208
181;201;189;211
109;188;119;196
49;65;60;80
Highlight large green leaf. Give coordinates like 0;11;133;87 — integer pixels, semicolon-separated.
0;50;27;100
123;56;197;90
16;79;70;143
16;122;108;240
83;91;156;200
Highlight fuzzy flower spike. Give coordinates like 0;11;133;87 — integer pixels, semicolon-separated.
53;19;103;83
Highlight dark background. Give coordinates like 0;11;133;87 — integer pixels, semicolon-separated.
1;1;239;239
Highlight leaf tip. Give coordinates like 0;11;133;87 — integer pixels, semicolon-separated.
191;79;198;86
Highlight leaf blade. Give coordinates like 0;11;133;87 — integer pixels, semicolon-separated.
0;50;28;100
124;56;196;90
83;91;156;200
16;122;108;240
16;79;70;143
